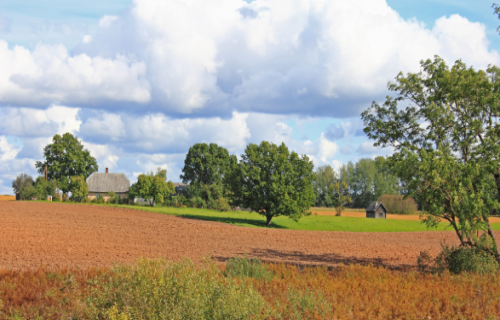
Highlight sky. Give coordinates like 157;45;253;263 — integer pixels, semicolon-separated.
0;0;499;194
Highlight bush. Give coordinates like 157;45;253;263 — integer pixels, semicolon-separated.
417;246;500;274
85;258;270;319
107;191;120;204
378;194;418;214
213;197;231;211
191;196;206;208
224;256;273;281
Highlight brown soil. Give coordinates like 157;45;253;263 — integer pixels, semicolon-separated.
2;202;498;271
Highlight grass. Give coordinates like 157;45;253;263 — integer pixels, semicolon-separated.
1;257;499;319
105;204;483;232
32;200;500;232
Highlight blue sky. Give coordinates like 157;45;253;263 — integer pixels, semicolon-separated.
0;0;499;194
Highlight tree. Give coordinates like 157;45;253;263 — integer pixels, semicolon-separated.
313;165;337;207
136;168;175;207
70;176;89;202
12;173;34;200
34;177;56;200
181;142;237;188
328;181;352;216
35;133;98;195
226;141;316;226
361;56;500;259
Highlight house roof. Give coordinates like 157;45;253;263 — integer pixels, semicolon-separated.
366;201;387;212
172;182;189;188
86;173;130;193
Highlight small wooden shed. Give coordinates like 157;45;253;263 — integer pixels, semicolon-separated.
366;201;387;219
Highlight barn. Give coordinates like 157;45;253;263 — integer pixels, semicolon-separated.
366;201;388;219
86;168;130;201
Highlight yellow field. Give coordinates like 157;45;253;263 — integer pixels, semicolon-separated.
310;208;500;223
0;195;15;201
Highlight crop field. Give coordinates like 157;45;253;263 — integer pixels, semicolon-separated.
3;201;499;271
0;195;15;201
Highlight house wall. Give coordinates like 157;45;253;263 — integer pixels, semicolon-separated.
375;207;386;218
88;192;128;201
366;211;376;218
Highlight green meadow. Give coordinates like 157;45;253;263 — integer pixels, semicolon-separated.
98;204;500;232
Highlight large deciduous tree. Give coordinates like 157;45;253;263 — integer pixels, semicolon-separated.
226;141;315;226
136;168;175;207
361;56;500;259
35;133;98;195
181;143;236;187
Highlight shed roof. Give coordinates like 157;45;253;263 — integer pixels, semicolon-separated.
366;201;387;212
86;173;130;193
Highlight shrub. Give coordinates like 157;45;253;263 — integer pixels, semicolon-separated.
224;256;273;281
213;197;231;211
85;258;270;319
378;194;418;214
107;191;120;204
417;246;500;274
191;196;206;208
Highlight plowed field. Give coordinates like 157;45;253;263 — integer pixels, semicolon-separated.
2;202;498;270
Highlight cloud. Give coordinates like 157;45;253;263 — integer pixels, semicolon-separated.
99;15;118;28
66;0;500;116
0;105;81;137
0;40;150;107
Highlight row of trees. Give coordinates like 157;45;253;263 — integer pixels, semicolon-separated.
313;156;402;210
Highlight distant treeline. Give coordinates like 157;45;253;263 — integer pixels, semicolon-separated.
313;157;404;209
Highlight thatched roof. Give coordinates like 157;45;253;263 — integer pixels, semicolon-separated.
86;173;130;193
366;201;387;212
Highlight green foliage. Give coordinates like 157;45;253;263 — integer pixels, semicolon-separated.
11;173;34;200
313;165;337;207
136;168;175;207
33;177;57;200
127;182;139;202
328;181;351;216
224;256;273;281
418;246;500;274
227;141;316;226
107;191;120;204
190;196;206;208
85;258;270;319
181;142;236;187
35;133;98;194
69;176;88;202
362;56;500;259
92;194;106;204
314;158;401;209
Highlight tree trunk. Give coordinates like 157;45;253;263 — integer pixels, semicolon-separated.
266;215;273;226
486;219;500;257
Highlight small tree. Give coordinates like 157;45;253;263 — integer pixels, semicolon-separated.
227;141;316;226
136;168;175;207
70;176;88;202
328;181;352;216
34;177;56;200
12;173;34;200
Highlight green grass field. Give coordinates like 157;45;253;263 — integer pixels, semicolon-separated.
97;204;499;232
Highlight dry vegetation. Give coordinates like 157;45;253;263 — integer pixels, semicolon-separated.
1;259;499;319
378;194;419;214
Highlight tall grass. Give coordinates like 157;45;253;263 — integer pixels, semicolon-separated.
2;257;499;319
